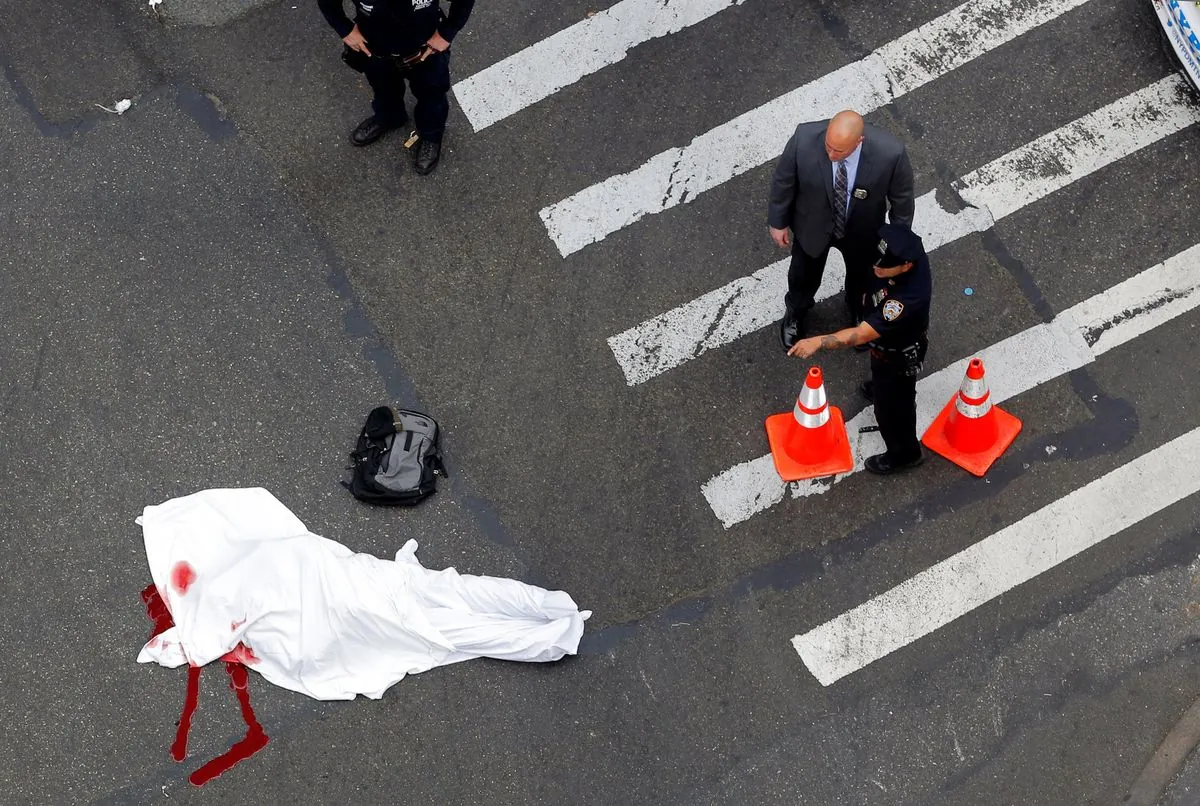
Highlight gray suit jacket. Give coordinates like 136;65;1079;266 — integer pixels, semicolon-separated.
767;121;915;258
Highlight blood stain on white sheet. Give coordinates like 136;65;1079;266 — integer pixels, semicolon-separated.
221;642;261;666
170;561;197;595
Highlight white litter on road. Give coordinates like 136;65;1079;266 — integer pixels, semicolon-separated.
137;488;590;701
96;99;132;115
792;425;1200;685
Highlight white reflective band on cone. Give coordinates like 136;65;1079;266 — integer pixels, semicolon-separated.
959;374;990;400
955;371;993;418
798;381;827;412
794;398;830;429
955;396;993;418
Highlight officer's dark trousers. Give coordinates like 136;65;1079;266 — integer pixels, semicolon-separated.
870;353;922;464
364;50;451;143
786;237;876;323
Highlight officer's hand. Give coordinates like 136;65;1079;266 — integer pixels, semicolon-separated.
788;337;820;359
344;25;372;56
769;226;790;249
425;32;451;55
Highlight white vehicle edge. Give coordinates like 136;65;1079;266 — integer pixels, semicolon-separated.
1152;0;1200;91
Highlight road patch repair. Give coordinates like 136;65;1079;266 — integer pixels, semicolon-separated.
136;488;589;785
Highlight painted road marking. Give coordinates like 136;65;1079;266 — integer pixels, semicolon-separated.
608;75;1200;386
702;243;1200;527
539;0;1094;257
792;425;1200;686
453;0;746;132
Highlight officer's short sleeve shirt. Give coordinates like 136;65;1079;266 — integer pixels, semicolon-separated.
865;256;932;348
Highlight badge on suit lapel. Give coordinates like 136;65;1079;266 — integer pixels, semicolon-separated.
853;188;869;200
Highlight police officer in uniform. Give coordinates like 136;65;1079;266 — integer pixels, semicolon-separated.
319;0;475;175
787;223;931;475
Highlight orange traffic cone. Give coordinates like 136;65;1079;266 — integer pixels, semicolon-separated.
765;366;854;482
922;357;1022;477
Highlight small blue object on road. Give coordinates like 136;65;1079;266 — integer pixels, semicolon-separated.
964;287;974;296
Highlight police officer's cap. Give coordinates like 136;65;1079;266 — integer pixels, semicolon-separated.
875;224;925;267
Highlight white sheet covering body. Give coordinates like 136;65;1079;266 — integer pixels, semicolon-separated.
136;488;589;700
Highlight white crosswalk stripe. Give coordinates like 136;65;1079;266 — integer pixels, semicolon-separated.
452;0;746;131
792;425;1200;685
538;0;1093;257
608;74;1200;386
702;243;1200;528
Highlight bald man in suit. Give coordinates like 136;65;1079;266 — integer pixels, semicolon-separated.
767;111;915;350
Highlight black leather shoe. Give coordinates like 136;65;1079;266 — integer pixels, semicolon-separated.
350;116;398;147
414;139;441;175
779;313;803;351
859;380;874;402
864;450;926;475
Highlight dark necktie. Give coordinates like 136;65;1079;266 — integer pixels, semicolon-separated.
833;160;848;239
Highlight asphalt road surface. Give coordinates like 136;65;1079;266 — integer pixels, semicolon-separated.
1;0;1198;803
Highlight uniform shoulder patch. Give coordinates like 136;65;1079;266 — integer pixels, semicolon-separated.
882;299;905;321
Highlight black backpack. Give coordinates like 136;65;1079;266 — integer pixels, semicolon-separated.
343;406;446;506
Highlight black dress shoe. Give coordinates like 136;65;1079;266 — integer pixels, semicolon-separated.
414;139;441;175
859;380;874;402
350;115;398;147
864;450;926;475
779;314;803;351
